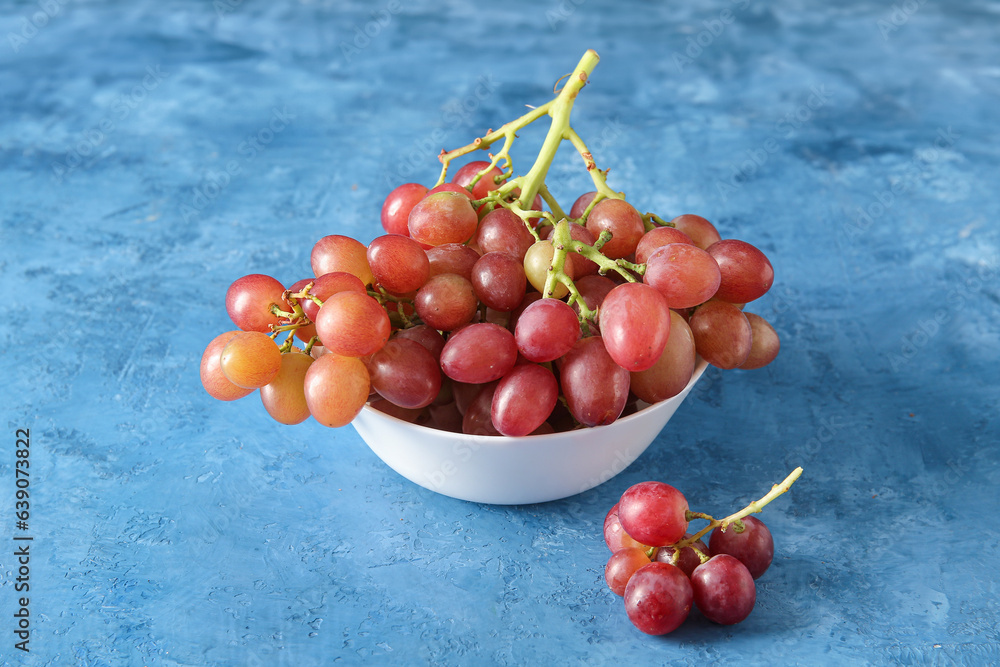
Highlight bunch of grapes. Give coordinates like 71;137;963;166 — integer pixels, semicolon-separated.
604;469;801;634
199;50;781;436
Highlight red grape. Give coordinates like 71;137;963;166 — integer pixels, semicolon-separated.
689;300;752;369
629;310;696;404
572;274;616;324
451;160;506;200
314;291;390;357
491;363;559;436
408;191;478;247
623;562;694;635
439;323;518;384
297;272;367;322
471;252;527;312
426;243;481;281
634;226;695;264
414;273;478;331
514;297;580;363
618;481;689;547
585;198;644;259
655;534;709;578
200;331;255;401
670;214;721;250
303;353;370;428
605;547;652;596
226;274;287;333
260;351;313;425
643;243;721;309
476;207;535;260
690;555;756;625
599;283;672;372
462;382;501;436
393;324;446;362
604;503;652;552
220;331;282;389
311;235;374;286
569;191;598;219
709;516;774;579
367;234;431;295
365;337;441;410
739;312;781;369
707;239;774;304
558;337;629;427
381;183;428;235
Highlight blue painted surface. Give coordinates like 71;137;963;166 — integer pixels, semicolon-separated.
1;0;999;664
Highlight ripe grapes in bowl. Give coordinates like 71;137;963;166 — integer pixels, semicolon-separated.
198;50;782;504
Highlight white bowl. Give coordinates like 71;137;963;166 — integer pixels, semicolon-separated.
351;360;709;505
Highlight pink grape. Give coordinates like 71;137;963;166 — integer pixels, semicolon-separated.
569;191;598;219
200;331;255;401
439;323;518;384
689;300;752;369
311;235;374;286
624;562;694;635
572;274;616;324
709;516;774;579
690;555;756;625
451;160;506;200
414;273;478;331
314;291;390;357
462;382;501;436
471;252;527;312
491;363;559;436
643;243;721;309
226;274;288;333
739;312;781;369
381;183;428;235
634;226;695;264
365;337;441;410
303;353;370;428
260;351;314;425
707;239;774;304
393;324;446;362
297;272;367;322
599;283;671;372
670;214;722;250
629;310;696;404
514;297;580;363
477;207;535;260
655;534;710;578
558;337;629;427
408;191;478;247
367;234;431;295
618;481;689;547
426;243;481;281
220;331;282;389
585;198;644;259
605;547;652;596
604;503;653;553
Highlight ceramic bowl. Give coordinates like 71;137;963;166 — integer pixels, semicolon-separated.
351;360;708;505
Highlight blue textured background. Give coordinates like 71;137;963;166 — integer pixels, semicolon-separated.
2;0;999;664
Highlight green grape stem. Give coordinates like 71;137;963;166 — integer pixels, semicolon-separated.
673;467;804;553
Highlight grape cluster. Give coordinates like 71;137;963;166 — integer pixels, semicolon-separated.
198;50;780;437
604;470;800;634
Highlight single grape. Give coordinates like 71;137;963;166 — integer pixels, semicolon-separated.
604;503;653;553
689;300;752;369
414;273;479;332
523;240;575;298
599;283;672;372
585;198;644;259
606;547;652;596
408;191;479;247
690;554;756;625
670;214;722;250
314;291;391;357
439;323;518;384
471;252;527;312
451;160;506;200
707;239;774;304
655;534;710;578
219;331;282;389
507;291;544;333
462;382;501;436
618;481;689;547
514;297;580;363
709;516;774;579
200;331;255;401
623;562;694;635
225;274;288;333
303;353;370;428
311;235;374;286
739;313;780;369
365;337;442;410
393;324;446;362
491;363;559;436
558;336;630;427
634;226;695;264
260;351;314;425
381;183;429;235
296;272;367;322
425;243;481;282
569;191;598;219
643;243;722;309
629;310;696;404
367;234;431;295
476;207;535;260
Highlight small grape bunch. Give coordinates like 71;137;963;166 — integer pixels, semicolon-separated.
603;468;802;634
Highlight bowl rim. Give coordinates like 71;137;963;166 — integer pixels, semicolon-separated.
355;358;709;447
